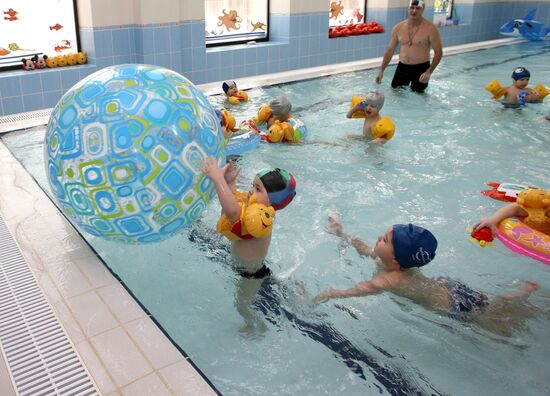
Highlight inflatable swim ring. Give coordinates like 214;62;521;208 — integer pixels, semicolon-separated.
261;118;308;143
288;118;308;141
226;130;261;156
495;217;550;265
481;182;534;202
243;115;309;143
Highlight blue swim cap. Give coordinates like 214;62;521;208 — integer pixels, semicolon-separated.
512;67;530;81
392;224;437;268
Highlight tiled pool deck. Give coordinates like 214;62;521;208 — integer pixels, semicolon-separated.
0;142;217;395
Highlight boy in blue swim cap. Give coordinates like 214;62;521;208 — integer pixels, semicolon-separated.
504;67;543;106
314;215;540;337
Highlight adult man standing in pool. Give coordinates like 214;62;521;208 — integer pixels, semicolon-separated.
375;0;443;93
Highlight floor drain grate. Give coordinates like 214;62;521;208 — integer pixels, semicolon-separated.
0;215;99;396
0;109;52;134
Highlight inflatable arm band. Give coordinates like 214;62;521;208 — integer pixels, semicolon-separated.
216;194;275;240
228;90;249;105
371;116;395;140
350;96;367;118
534;84;549;100
485;80;507;99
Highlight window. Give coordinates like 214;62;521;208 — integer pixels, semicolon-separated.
0;0;80;71
433;0;455;27
205;0;269;46
329;0;367;27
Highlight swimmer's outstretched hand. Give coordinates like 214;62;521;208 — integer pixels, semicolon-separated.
473;218;497;236
313;289;336;302
201;157;229;182
327;215;345;237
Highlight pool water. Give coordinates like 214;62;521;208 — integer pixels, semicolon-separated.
3;41;550;395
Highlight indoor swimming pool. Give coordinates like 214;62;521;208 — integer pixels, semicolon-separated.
2;41;550;395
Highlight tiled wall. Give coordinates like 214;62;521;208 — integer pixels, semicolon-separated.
1;1;549;116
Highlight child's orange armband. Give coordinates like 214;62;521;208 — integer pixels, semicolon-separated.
350;96;366;118
485;80;507;99
534;84;549;100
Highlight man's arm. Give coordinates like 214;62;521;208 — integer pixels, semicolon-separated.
419;24;443;83
375;24;400;84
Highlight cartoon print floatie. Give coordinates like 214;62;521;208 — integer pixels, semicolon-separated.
481;182;535;202
496;218;550;265
496;189;550;265
243;104;308;143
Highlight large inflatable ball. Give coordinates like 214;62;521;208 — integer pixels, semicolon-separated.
45;64;225;244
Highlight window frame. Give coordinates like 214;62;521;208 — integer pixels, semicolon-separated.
205;0;270;48
0;0;81;72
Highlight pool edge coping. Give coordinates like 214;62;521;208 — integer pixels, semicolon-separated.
0;141;219;395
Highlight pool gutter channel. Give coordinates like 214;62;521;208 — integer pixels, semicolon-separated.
0;141;220;395
0;214;100;396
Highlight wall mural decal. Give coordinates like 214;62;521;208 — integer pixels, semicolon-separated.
217;9;242;32
0;0;79;70
205;0;268;46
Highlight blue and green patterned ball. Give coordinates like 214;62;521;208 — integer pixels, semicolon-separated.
45;64;225;244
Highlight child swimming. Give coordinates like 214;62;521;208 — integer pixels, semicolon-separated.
314;215;541;337
504;67;542;106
